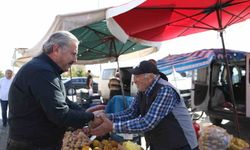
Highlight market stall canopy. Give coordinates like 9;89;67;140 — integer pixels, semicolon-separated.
13;8;108;67
70;20;154;65
68;19;155;101
14;6;156;66
28;9;108;57
14;56;31;67
157;49;246;75
106;0;250;45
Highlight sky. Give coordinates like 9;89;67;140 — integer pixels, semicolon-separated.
0;0;130;72
0;0;249;74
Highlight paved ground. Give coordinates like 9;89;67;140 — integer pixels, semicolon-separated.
0;106;8;150
0;119;8;150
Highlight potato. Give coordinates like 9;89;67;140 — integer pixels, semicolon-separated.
82;145;92;150
92;140;101;148
110;140;118;147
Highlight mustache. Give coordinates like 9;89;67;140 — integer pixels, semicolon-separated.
69;61;74;66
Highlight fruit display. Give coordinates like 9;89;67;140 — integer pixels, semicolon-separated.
61;129;133;150
91;139;119;150
198;125;250;150
122;141;143;150
61;128;144;150
198;125;233;150
62;129;91;150
229;137;249;150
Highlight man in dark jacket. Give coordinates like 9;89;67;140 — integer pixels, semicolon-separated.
7;31;101;150
90;61;198;150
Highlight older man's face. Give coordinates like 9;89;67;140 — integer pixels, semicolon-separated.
56;41;78;72
133;73;154;92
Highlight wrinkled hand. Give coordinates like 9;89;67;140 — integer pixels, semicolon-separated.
89;114;103;129
86;105;106;113
82;126;90;135
93;110;106;117
90;115;113;136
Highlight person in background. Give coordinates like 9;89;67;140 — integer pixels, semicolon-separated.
90;60;198;150
86;70;93;97
0;69;13;127
149;59;168;81
7;31;102;150
108;72;122;100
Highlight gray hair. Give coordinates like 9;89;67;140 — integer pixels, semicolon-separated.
42;31;79;54
5;69;13;74
144;73;156;79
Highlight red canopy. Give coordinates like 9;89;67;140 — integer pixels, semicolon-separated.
107;0;250;45
106;0;250;136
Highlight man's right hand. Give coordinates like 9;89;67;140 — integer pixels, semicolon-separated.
89;113;103;129
90;115;113;136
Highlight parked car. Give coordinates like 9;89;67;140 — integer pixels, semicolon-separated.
63;77;98;95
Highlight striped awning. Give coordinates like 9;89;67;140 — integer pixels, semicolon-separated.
157;49;246;75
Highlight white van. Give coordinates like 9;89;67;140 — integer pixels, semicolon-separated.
98;64;192;102
191;50;250;124
98;66;137;101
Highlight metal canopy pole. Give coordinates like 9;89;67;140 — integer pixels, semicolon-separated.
219;31;240;137
116;58;127;109
214;3;240;136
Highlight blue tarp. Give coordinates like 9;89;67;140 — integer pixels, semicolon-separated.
157;49;246;75
105;95;134;113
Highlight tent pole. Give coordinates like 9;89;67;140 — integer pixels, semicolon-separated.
216;6;240;136
172;66;178;89
220;31;240;137
69;67;74;102
116;58;127;109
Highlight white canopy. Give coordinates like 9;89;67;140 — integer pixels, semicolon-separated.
14;6;157;67
14;8;108;66
27;8;108;57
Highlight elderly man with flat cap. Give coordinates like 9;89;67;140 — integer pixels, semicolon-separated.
90;60;198;150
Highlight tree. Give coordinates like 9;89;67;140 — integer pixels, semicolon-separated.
0;70;4;78
61;65;86;78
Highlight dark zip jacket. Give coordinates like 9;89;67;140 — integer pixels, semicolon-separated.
8;53;94;147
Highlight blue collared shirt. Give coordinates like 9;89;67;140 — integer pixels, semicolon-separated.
109;76;181;133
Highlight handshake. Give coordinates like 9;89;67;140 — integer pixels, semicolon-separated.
85;105;113;136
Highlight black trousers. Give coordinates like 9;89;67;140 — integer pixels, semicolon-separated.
7;138;62;150
0;100;8;126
